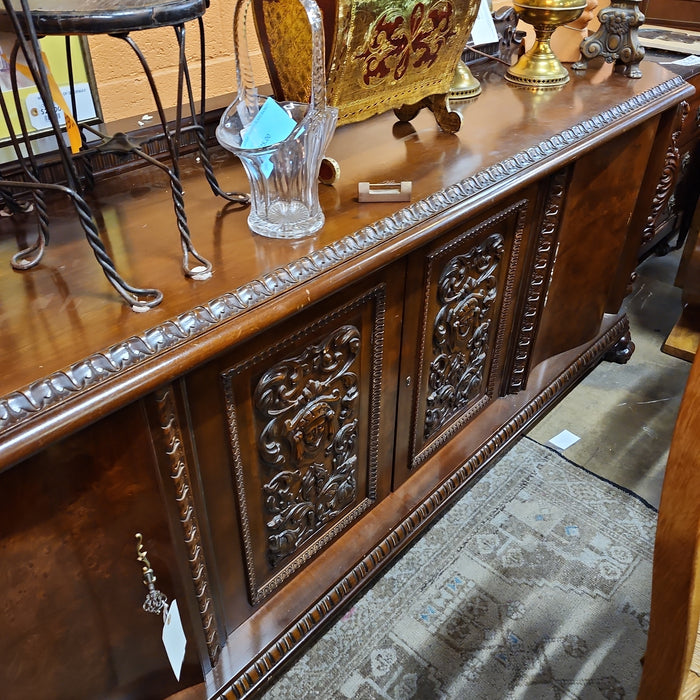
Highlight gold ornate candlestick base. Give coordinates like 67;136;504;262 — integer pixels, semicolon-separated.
506;0;586;88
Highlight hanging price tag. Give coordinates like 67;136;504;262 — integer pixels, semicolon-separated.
161;599;187;681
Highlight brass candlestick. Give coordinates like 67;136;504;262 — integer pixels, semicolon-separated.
506;0;587;88
449;60;482;100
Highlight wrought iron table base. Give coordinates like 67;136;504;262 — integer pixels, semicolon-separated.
0;0;249;310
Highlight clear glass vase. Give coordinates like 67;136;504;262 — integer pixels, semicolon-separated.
216;0;337;239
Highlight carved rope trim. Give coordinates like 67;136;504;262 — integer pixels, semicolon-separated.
641;100;689;246
153;385;221;665
217;314;631;699
0;76;686;439
507;168;569;394
411;200;528;470
222;285;386;605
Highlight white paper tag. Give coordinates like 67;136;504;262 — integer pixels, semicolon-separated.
25;82;97;131
673;55;700;66
469;0;499;47
162;599;187;681
548;429;581;450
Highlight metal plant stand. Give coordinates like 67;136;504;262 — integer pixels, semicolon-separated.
0;0;249;309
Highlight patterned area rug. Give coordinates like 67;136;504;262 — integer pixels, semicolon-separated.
260;438;656;700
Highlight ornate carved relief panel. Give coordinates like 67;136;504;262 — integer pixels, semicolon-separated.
394;197;532;485
222;287;388;604
176;269;403;615
641;100;689;247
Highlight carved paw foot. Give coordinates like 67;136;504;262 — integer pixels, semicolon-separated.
604;332;635;364
615;60;643;78
394;94;462;133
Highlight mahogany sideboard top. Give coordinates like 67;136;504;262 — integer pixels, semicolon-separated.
0;60;692;471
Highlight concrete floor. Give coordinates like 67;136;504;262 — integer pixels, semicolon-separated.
527;249;693;509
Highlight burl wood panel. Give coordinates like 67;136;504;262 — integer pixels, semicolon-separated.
0;404;203;699
532;116;660;366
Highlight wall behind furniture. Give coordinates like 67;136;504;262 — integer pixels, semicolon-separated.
86;0;268;123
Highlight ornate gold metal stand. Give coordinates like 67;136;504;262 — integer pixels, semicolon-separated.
449;60;482;100
572;0;645;78
506;0;586;88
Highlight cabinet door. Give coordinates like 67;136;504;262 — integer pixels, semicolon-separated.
0;405;204;700
179;263;403;637
394;196;534;486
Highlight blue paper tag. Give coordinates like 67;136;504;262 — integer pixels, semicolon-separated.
239;98;296;178
240;98;296;149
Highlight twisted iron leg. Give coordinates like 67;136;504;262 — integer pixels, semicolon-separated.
0;55;49;270
115;31;213;280
1;0;162;309
1;179;163;308
189;18;249;205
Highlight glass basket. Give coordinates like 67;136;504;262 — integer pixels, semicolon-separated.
216;0;338;239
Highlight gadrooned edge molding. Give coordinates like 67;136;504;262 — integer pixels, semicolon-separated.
214;314;630;699
0;76;685;439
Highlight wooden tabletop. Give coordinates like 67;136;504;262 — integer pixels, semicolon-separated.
0;59;692;468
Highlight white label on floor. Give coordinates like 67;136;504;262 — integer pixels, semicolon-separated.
549;430;581;450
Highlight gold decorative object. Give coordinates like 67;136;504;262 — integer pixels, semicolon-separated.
449;60;482;100
506;0;587;88
252;0;481;132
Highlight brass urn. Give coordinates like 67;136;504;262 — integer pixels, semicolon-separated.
252;0;482;132
506;0;587;87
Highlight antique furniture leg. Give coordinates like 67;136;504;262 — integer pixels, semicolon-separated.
109;29;214;279
603;329;635;363
394;94;463;133
191;16;250;205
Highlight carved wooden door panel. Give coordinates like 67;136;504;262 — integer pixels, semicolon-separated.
393;195;535;487
179;263;404;636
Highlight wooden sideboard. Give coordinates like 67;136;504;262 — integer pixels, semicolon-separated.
0;61;693;700
636;56;700;261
